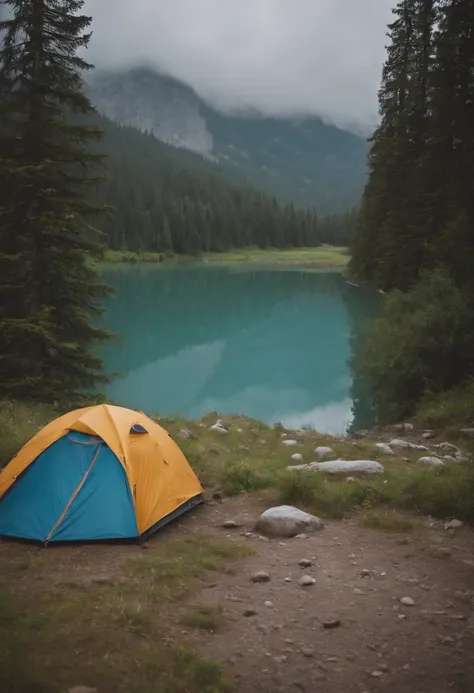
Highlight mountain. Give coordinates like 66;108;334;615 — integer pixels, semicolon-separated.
87;68;369;212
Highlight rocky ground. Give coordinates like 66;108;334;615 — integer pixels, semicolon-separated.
173;495;474;693
1;413;474;692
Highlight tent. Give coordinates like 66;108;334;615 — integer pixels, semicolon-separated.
0;404;204;544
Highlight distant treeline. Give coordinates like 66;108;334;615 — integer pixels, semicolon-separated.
91;114;356;254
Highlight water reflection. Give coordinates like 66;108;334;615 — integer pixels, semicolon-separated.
101;265;379;433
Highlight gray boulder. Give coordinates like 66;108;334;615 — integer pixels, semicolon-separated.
418;456;445;468
255;505;324;538
305;460;384;475
315;446;334;459
374;443;394;455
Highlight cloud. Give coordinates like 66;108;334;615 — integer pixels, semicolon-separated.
82;0;393;130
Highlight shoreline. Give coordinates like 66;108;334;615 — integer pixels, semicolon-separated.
98;246;350;271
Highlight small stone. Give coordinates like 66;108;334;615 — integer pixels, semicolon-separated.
371;671;384;678
274;655;287;663
244;608;257;617
223;520;239;529
284;577;292;582
445;519;463;529
322;618;341;629
301;647;314;657
298;559;312;568
178;428;194;439
298;575;316;587
360;569;372;578
226;595;243;602
282;439;298;446
400;597;415;606
418;456;445;468
291;453;304;461
374;442;394;455
264;601;273;608
257;535;270;542
315;446;334;459
398;614;407;620
210;423;229;434
422;430;435;439
294;533;308;539
251;571;270;583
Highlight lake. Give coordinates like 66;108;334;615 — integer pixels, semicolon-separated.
101;265;379;433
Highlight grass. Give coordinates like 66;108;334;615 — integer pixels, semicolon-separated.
0;534;245;692
100;246;350;270
182;605;223;632
359;509;414;532
0;399;59;469
129;535;254;602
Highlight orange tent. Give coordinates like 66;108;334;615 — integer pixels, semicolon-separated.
0;405;204;543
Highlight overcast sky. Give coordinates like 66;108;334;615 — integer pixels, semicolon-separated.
84;1;394;131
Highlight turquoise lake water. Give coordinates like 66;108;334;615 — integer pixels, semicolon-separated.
101;265;379;433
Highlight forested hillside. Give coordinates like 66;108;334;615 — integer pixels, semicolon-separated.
92;113;355;254
350;0;473;293
88;68;369;212
350;0;474;421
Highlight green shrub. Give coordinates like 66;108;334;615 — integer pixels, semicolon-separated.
276;471;323;507
220;462;269;495
416;381;474;429
354;269;474;422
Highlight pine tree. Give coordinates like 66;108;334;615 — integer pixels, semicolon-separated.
0;0;112;402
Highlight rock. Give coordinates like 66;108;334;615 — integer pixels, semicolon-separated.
286;464;308;471
282;439;298;447
244;608;257;617
435;442;460;451
68;689;97;693
255;505;324;538
274;655;287;664
210;423;228;435
390;438;428;451
223;520;239;529
353;429;369;438
291;453;304;461
315;446;334;459
298;575;316;587
422;431;435;439
301;460;384;475
212;491;224;502
430;546;452;558
264;601;273;607
298;559;312;568
301;647;314;657
374;443;394;455
178;428;194;439
284;577;292;582
360;569;372;578
418;456;445;468
251;571;270;583
460;428;474;438
322;618;341;629
400;597;415;606
445;519;463;529
394;422;414;432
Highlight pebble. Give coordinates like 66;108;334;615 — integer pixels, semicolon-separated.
244;608;257;617
301;647;314;658
298;575;316;587
371;671;384;678
322;619;341;629
400;597;415;606
223;520;239;529
445;519;463;529
298;559;312;568
282;440;298;446
274;655;287;663
264;601;273;608
251;571;270;583
360;569;372;578
291;453;304;461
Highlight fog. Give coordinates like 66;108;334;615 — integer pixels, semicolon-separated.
83;0;394;132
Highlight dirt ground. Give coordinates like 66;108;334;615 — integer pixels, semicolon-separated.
181;496;474;693
1;495;474;693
